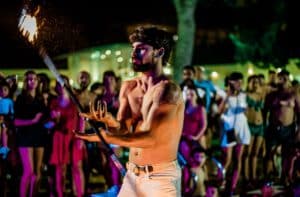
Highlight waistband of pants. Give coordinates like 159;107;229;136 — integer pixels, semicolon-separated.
126;160;178;176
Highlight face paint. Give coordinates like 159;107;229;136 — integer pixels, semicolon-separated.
131;42;155;72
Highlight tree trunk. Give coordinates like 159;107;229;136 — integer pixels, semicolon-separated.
172;0;198;83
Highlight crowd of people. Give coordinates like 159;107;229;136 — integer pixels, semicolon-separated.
0;26;300;197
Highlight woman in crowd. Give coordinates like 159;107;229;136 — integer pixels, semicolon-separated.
14;70;48;197
244;75;265;188
49;75;86;197
180;79;207;196
219;72;250;196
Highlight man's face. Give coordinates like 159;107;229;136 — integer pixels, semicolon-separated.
277;74;289;89
182;69;195;81
131;42;156;72
78;72;90;90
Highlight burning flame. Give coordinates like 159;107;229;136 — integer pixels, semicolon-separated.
18;8;38;43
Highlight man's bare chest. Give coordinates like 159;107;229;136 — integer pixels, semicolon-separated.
127;87;145;116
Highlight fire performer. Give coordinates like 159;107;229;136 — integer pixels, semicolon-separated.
75;26;184;197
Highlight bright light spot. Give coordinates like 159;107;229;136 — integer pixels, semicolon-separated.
18;82;24;89
211;71;219;79
100;54;106;59
18;9;38;43
248;68;254;75
117;57;124;63
69;79;74;86
129;59;132;63
173;35;178;41
128;71;135;77
277;68;282;73
115;50;121;56
105;50;111;55
163;67;172;75
289;74;294;81
91;51;100;59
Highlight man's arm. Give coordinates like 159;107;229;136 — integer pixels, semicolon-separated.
73;123;155;148
75;80;183;147
100;129;156;148
80;80;135;135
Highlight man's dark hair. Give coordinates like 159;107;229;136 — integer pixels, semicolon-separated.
183;65;196;74
229;72;243;81
257;73;265;79
247;74;258;83
268;70;276;74
90;82;104;92
278;69;290;77
129;26;174;66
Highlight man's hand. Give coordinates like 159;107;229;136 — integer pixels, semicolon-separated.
80;100;120;129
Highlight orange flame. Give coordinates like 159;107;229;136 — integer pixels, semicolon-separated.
18;8;38;43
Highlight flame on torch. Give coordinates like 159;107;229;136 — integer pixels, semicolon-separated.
18;8;39;43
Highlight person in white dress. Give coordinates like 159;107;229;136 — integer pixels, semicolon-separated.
219;72;250;195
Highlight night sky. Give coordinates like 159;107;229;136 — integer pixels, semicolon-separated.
0;0;299;68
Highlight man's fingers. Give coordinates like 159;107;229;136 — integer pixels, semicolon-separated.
147;76;153;89
90;100;98;119
97;100;102;119
79;112;91;119
103;101;107;118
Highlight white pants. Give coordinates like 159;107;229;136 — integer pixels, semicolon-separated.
118;161;181;197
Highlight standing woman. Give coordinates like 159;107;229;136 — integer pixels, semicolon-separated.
14;70;48;197
219;72;250;195
244;75;265;187
49;75;86;197
180;79;207;195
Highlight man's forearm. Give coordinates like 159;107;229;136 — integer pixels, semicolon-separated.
106;119;134;135
101;128;155;148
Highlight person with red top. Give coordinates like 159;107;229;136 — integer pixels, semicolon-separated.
180;79;207;195
49;75;86;197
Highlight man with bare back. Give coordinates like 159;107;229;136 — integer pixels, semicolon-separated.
75;26;184;197
263;69;300;182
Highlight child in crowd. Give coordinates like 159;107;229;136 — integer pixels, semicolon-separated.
0;81;14;159
0;80;14;197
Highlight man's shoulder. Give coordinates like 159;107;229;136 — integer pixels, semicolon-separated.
121;79;138;91
160;81;183;105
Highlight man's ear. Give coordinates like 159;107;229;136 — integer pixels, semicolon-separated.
155;48;165;57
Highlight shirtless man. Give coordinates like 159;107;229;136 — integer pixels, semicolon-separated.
263;69;300;182
75;26;184;197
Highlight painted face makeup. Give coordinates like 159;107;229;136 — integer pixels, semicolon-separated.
131;43;155;72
